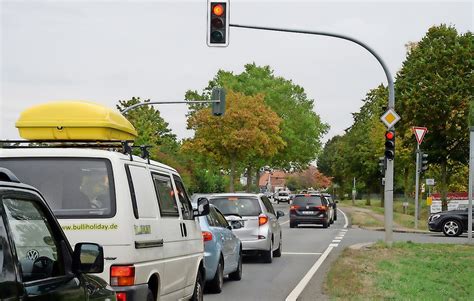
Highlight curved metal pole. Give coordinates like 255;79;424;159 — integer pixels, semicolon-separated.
121;100;219;114
230;23;395;245
229;24;395;108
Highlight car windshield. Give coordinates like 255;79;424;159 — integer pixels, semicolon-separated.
209;197;262;216
293;195;323;206
0;158;115;218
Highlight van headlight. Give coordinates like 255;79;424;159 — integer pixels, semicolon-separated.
430;214;441;221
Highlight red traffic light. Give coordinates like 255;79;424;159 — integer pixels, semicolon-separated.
212;4;224;16
385;131;394;140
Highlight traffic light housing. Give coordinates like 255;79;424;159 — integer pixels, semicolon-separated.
211;87;226;116
207;1;229;47
384;130;395;160
420;152;429;173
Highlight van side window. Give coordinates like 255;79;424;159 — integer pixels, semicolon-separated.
173;177;194;220
152;173;179;217
2;195;65;282
128;166;158;219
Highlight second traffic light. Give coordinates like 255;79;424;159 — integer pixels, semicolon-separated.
384;130;395;160
211;88;226;116
420;152;429;173
207;1;229;47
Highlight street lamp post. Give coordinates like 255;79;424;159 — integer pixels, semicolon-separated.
229;24;395;245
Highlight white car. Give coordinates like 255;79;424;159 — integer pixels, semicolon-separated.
208;193;284;263
1;145;209;301
274;191;291;204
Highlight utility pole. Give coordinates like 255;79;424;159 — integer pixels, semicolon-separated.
468;127;473;244
352;177;356;205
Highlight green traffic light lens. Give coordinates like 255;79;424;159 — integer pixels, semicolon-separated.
211;30;223;42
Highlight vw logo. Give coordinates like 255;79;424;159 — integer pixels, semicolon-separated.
26;249;39;261
306;206;309;209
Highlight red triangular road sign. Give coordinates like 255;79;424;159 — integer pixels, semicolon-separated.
412;127;427;145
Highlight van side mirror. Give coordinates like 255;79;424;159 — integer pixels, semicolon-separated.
72;243;104;274
194;198;210;217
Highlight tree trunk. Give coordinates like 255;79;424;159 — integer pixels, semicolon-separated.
246;165;253;193
441;160;448;211
229;158;236;193
366;187;371;206
255;168;261;193
403;166;409;209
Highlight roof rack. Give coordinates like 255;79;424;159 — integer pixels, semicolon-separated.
0;140;152;163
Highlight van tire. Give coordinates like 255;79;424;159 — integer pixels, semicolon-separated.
146;289;154;301
191;269;204;301
208;259;224;293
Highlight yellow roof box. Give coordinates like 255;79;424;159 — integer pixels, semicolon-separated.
16;101;138;141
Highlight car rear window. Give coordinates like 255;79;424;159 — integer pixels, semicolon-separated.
0;158;115;218
209;197;262;216
279;192;288;196
293;195;324;206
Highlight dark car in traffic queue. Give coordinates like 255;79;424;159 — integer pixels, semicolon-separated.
323;193;337;222
0;168;116;301
290;193;332;228
428;208;474;237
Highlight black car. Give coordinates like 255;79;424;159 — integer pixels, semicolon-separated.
428;208;474;237
289;193;331;228
0;168;116;300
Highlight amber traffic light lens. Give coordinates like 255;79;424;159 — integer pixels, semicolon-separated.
211;17;224;28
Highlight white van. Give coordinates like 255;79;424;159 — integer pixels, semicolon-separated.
0;145;209;301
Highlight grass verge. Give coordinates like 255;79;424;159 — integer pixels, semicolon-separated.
340;199;429;230
325;242;474;300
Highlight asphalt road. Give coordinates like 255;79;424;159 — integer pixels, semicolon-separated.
204;204;466;301
205;202;349;301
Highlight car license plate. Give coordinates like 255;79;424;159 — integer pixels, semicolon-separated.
302;211;315;215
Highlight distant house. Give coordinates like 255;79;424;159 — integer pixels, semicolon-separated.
259;170;287;192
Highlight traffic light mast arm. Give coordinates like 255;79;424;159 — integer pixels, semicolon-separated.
121;100;220;114
229;23;395;109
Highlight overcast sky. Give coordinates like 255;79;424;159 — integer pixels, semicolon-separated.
1;0;472;143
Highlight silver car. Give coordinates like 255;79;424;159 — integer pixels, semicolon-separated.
208;193;284;263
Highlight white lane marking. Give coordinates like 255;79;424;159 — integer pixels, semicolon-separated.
282;252;322;255
285;245;334;301
340;229;348;232
280;220;290;225
335;237;344;240
329;243;339;247
332;239;341;243
338;208;349;228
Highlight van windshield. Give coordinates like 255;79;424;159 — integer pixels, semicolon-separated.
0;158;115;218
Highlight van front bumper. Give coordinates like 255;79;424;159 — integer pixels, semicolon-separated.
114;284;149;301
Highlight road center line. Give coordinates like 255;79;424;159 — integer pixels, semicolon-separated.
282;252;322;255
285;245;334;301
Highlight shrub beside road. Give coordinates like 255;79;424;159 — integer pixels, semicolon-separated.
325;242;474;300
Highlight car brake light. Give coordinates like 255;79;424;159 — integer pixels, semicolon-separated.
317;206;327;211
116;292;127;301
259;214;268;226
290;205;300;211
111;266;135;286
202;231;213;241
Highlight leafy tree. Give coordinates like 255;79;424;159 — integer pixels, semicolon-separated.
117;97;178;153
182;90;285;192
185;63;329;173
396;25;473;209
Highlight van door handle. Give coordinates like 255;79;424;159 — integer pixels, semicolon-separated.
180;223;184;237
182;223;187;237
